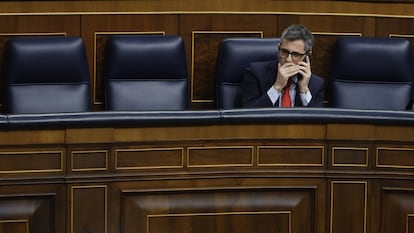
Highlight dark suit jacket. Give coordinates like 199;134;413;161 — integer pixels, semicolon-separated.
241;60;325;108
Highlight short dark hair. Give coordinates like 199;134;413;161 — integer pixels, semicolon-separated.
280;24;314;52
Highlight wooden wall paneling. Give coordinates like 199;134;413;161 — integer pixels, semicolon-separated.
380;181;414;233
70;185;107;233
367;180;381;233
376;17;414;37
2;0;414;17
0;220;28;233
187;146;254;168
0;184;65;233
108;183;121;233
0;129;65;146
0;15;80;35
375;145;414;169
257;145;325;167
66;128;114;144
375;125;414;142
0;15;81;112
0;150;64;175
327;124;375;141
179;14;278;109
0;144;66;178
112;124;326;143
331;146;368;167
115;147;184;170
277;14;375;54
80;14;179;110
330;181;367;233
69;148;109;173
119;178;323;233
328;143;373;169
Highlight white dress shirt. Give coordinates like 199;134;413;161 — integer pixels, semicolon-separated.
266;76;312;107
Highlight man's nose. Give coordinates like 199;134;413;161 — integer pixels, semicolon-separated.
286;53;294;62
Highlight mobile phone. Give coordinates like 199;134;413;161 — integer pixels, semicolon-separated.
297;55;309;80
302;54;311;63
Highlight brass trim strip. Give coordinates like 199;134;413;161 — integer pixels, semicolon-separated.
0;32;67;36
257;145;325;167
312;32;362;36
187;146;254;168
330;181;367;233
406;213;414;233
190;30;263;103
71;185;108;233
71;150;108;172
93;31;166;105
389;34;414;38
115;147;184;170
331;146;369;167
121;186;318;195
0;219;29;223
1;11;414;19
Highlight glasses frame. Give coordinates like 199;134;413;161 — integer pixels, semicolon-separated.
278;46;309;61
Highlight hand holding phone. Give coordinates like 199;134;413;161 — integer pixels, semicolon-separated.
296;55;312;93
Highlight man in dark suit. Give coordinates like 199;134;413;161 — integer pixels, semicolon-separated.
241;24;325;108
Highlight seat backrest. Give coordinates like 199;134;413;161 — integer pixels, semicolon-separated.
3;36;92;114
215;38;280;109
329;36;414;110
104;35;189;111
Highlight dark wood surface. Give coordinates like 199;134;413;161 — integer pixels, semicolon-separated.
0;121;412;233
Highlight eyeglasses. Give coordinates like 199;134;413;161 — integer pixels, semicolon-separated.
278;47;308;61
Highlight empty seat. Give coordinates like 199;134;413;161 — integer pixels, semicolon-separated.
329;36;414;110
215;38;280;109
104;35;189;111
2;36;92;114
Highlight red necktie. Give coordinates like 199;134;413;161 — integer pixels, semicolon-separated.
281;79;293;107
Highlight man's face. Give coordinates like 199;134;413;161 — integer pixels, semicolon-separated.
278;39;307;65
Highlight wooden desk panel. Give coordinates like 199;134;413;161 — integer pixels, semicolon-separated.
0;122;412;233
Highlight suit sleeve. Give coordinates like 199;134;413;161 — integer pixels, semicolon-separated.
241;67;274;108
308;75;325;107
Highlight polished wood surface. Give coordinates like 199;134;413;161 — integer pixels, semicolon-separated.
0;121;412;233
